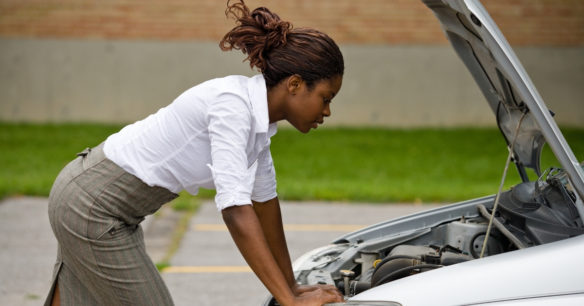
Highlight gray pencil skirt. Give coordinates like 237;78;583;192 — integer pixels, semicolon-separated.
44;143;178;306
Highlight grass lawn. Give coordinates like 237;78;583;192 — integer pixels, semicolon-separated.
1;122;583;203
269;127;584;203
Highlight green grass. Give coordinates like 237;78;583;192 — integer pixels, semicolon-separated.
0;122;123;198
270;127;584;202
1;122;583;203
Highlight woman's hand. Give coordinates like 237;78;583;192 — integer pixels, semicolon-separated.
291;286;344;305
292;284;341;296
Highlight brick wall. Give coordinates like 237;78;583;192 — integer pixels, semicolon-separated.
1;0;583;46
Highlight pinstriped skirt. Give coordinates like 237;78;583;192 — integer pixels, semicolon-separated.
44;142;178;306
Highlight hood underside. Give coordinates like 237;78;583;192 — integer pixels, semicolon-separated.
421;0;584;200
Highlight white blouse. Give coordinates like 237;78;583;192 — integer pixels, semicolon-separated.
103;74;278;211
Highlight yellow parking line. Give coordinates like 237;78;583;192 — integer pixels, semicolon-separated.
193;224;364;232
162;266;252;273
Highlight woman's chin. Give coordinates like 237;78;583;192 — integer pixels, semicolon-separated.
288;121;312;134
299;126;311;134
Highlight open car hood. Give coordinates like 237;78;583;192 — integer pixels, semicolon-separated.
422;0;584;201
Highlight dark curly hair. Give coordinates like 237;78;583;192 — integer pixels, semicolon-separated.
219;0;344;89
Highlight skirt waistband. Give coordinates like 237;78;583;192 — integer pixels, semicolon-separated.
73;143;179;224
77;142;106;170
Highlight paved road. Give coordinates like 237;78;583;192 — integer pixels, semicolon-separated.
0;197;440;306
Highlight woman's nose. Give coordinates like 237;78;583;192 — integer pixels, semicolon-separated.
323;104;331;117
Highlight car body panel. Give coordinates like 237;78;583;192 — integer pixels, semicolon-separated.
469;293;584;306
332;195;494;245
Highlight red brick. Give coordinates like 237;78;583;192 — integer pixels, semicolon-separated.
0;0;581;46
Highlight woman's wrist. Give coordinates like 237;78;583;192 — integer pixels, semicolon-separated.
276;289;296;306
291;283;301;295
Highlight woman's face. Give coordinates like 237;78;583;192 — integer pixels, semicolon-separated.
286;75;343;133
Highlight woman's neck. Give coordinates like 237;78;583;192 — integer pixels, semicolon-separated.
266;83;288;124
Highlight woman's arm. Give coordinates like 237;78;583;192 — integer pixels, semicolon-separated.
252;197;296;288
222;204;342;306
222;204;294;305
252;198;343;296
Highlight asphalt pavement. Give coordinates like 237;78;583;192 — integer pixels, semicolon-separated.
0;197;440;306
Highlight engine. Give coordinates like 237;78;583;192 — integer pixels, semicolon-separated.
338;217;509;296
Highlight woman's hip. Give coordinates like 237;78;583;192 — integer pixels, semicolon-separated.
48;143;178;242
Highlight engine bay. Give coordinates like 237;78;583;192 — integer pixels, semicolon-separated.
330;167;584;298
273;167;584;303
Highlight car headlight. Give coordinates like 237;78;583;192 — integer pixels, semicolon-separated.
292;243;350;272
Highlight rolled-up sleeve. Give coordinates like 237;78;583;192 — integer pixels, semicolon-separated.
251;145;277;202
206;96;255;211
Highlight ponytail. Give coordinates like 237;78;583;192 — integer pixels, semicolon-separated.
220;0;344;89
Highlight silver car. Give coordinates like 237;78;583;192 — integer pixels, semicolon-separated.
264;0;584;305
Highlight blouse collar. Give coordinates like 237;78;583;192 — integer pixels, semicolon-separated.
248;74;277;137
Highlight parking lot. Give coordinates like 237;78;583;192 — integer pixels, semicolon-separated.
0;197;439;306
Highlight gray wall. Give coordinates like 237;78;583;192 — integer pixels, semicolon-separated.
1;38;582;127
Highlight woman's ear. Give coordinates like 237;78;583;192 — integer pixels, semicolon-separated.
286;74;303;95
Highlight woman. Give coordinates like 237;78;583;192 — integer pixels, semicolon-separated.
46;0;344;305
